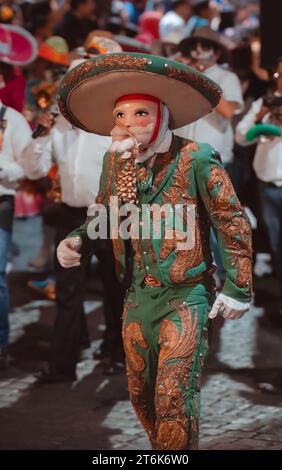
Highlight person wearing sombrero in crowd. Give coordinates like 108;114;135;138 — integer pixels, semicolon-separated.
175;26;243;171
25;35;70;118
236;56;282;327
175;26;244;284
20;37;127;382
0;23;36;369
21;36;70;269
0;23;38;112
56;52;252;449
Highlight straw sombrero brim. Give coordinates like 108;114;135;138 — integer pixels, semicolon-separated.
58;52;222;135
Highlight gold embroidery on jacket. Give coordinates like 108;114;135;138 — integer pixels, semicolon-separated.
116;157;137;204
131;238;143;270
236;257;252;289
204;165;252;290
159;141;209;284
148;238;157;264
106;153;116;201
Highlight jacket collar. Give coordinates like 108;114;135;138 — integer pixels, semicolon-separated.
138;133;182;204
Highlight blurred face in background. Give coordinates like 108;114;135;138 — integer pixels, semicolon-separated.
194;1;214;21
176;1;192;22
189;40;219;66
78;0;95;17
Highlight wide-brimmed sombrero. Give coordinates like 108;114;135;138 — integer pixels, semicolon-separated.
0;23;38;65
38;36;69;67
58;52;222;135
178;26;227;57
85;34;122;55
70;35;122;63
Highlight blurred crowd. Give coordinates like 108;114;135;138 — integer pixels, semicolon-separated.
0;0;282;382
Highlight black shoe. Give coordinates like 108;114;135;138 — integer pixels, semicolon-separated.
0;347;10;370
34;364;76;384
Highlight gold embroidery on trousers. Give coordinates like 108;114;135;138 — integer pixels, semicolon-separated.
155;301;198;449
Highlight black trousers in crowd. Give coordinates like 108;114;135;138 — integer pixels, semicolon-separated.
48;203;125;374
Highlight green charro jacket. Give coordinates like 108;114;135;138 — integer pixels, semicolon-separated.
69;134;252;302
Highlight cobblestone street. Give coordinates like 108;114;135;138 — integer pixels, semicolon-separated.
0;217;282;450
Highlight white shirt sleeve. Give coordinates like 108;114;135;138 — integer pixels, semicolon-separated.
1;112;32;182
20;134;53;180
220;70;244;114
235;98;263;146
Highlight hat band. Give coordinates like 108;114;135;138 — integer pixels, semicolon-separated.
115;93;160;105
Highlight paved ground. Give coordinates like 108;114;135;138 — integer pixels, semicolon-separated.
0;217;282;450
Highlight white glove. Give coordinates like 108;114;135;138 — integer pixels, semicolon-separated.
57;236;82;268
209;293;249;320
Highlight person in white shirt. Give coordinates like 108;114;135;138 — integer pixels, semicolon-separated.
20;113;126;382
159;0;192;43
175;26;244;167
0;101;32;369
175;26;243;283
236;57;282;317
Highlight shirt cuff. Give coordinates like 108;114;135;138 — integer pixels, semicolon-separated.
217;293;250;310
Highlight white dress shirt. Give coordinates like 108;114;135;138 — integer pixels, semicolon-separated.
236;97;282;187
175;64;244;164
0;101;32;196
20;115;112;208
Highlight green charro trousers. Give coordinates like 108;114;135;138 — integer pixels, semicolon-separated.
122;270;215;450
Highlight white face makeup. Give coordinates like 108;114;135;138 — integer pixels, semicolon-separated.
190;42;216;63
112;99;159;147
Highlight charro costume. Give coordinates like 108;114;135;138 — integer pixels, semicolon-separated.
58;53;252;450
